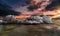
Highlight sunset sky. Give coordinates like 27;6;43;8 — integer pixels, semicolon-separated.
0;0;59;11
0;0;60;18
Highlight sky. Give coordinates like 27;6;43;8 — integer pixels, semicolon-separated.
0;0;60;17
0;0;59;9
0;0;27;8
0;0;60;12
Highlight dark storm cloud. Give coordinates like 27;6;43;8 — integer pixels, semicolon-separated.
0;0;21;16
1;0;27;8
46;0;60;11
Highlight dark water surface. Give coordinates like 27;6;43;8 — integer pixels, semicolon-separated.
0;19;60;36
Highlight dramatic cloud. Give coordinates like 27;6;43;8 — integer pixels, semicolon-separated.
0;1;20;16
0;0;60;17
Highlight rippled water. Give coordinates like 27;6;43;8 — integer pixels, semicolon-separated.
0;19;60;36
0;25;3;32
